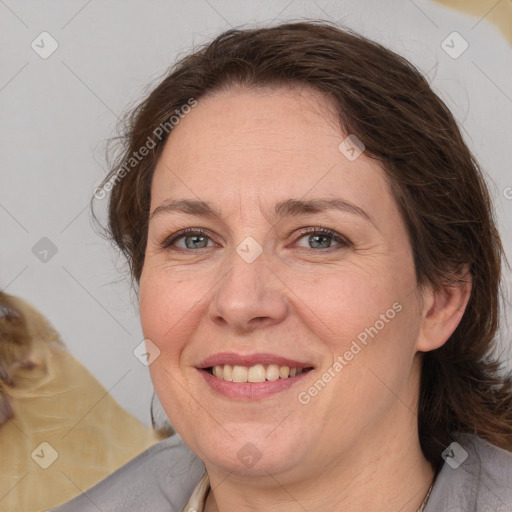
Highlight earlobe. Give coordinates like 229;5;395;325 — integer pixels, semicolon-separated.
416;265;472;352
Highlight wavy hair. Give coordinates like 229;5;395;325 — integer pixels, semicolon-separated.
94;20;512;467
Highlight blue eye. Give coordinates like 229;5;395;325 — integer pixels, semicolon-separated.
295;228;350;250
161;229;215;250
160;227;351;252
179;234;210;249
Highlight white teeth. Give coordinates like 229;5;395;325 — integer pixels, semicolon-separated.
248;364;266;383
210;364;307;382
266;364;280;381
223;364;233;381
232;365;248;382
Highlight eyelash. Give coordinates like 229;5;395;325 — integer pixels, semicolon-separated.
159;227;352;252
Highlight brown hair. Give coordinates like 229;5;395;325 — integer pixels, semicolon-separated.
95;20;512;467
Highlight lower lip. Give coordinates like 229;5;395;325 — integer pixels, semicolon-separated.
198;369;311;400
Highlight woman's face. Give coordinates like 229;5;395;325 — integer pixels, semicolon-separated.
139;85;426;480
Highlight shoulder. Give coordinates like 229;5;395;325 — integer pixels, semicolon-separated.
426;433;512;512
46;434;205;512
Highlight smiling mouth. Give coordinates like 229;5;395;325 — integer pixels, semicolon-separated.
206;364;314;383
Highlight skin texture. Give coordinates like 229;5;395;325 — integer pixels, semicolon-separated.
139;85;472;512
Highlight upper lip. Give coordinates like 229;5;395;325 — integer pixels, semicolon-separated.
196;352;314;369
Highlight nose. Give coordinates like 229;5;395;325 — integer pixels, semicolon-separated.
208;249;288;333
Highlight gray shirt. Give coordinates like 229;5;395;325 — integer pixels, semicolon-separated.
47;433;512;512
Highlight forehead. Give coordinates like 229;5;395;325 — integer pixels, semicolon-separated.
151;85;394;218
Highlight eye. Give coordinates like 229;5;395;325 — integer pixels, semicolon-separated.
294;227;351;250
160;228;216;250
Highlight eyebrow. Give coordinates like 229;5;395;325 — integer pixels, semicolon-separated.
150;198;375;226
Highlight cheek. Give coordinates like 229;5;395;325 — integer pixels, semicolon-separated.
139;269;208;431
287;266;405;347
292;264;420;407
139;265;211;349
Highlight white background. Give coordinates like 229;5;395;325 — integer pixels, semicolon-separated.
1;0;511;426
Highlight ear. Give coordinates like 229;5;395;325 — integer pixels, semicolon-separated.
416;265;472;352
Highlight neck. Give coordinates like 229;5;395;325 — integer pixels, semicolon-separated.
205;418;435;512
204;356;436;512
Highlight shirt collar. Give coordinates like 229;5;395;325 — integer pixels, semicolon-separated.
182;472;210;512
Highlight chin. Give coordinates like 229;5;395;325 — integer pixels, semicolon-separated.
187;423;310;478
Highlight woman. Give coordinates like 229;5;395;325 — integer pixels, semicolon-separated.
50;21;512;512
